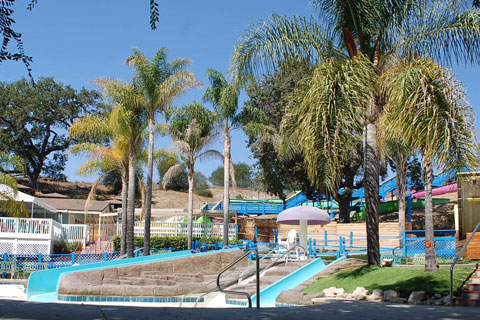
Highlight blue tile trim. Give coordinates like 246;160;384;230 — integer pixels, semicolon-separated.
55;295;205;304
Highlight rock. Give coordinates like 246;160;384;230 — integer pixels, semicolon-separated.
311;297;329;305
391;297;407;303
334;288;345;295
434;299;443;306
434;293;442;299
277;290;323;305
381;259;393;267
384;290;400;302
323;287;338;297
352;287;368;301
408;291;426;305
367;289;384;302
443;295;455;305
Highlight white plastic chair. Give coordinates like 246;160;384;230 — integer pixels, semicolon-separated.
278;229;300;262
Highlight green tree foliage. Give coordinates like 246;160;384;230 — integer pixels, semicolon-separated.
231;0;480;265
382;58;478;272
243;60;317;201
0;77;103;189
209;163;254;188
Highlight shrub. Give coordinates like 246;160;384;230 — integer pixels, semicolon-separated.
113;235;242;251
53;240;82;254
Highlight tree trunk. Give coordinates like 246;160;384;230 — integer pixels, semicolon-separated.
223;124;231;246
120;170;128;255
336;193;351;223
144;115;155;256
28;165;42;190
396;157;407;246
364;101;380;265
187;166;194;250
126;144;137;258
422;155;437;273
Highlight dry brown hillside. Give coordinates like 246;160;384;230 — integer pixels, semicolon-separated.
16;178;277;209
151;186;276;209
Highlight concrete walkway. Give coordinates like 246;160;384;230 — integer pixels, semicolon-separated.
0;298;478;320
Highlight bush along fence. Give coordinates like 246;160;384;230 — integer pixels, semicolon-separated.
119;221;238;240
112;235;243;252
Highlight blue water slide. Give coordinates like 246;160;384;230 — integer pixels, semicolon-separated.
251;256;346;307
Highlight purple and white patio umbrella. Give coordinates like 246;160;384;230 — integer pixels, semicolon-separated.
277;206;331;250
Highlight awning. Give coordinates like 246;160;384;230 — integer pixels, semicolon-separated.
0;184;57;213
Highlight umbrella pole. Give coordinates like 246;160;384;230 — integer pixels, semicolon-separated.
299;220;308;250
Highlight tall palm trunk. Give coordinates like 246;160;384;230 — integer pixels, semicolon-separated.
364;100;380;265
396;157;407;246
126;144;137;258
223;123;231;246
187;166;195;250
422;154;437;273
144;115;155;256
120;170;128;255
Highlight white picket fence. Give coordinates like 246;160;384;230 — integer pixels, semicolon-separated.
119;221;237;240
0;217;89;254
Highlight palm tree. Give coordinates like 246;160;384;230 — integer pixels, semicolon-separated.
70;140;130;254
203;69;241;246
162;103;221;249
70;80;147;258
379;136;414;246
382;58;477;272
230;0;480;264
126;48;199;256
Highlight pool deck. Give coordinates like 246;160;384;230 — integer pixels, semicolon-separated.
0;298;479;320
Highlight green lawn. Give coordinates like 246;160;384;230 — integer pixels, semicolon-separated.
303;265;475;296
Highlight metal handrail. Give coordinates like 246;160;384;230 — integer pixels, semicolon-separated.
217;250;257;308
391;238;425;259
180;244;271;307
178;253;254;307
450;220;480;306
178;243;307;307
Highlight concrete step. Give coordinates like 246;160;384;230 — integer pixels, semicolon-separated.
462;290;480;300
456;297;480;307
465;283;480;291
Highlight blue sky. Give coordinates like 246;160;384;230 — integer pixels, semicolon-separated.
2;1;479;184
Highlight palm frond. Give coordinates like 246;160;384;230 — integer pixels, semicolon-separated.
282;54;375;192
196;149;223;162
162;163;185;189
230;14;346;87
84;175;106;213
397;2;480;66
382;57;478;172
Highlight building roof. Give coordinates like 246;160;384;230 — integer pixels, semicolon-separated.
39;198;112;213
